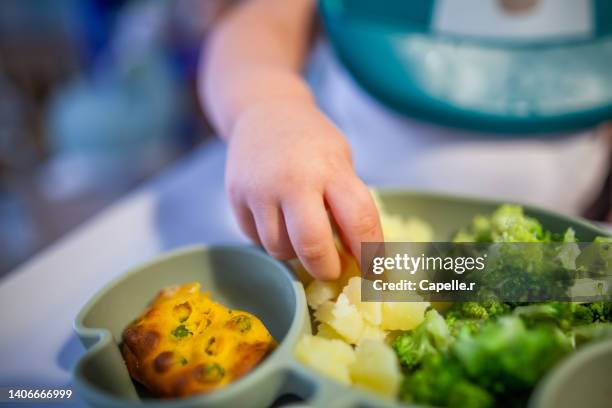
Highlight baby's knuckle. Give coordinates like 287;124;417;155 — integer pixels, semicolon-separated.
299;240;328;263
245;184;271;206
321;152;351;176
354;213;380;236
277;168;306;187
266;246;293;260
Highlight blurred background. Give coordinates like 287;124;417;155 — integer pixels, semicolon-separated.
1;0;610;278
0;0;229;276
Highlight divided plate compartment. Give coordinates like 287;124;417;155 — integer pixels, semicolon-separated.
73;245;312;408
73;191;611;408
73;245;401;408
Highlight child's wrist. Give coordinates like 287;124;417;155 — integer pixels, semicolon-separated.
228;94;316;142
221;69;315;136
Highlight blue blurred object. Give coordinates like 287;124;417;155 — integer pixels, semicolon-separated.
45;0;182;198
320;0;612;134
0;0;123;66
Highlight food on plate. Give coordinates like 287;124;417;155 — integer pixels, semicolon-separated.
295;193;434;395
371;193;434;242
294;195;612;407
380;302;430;331
295;335;356;385
294;335;400;397
121;282;276;398
349;339;401;397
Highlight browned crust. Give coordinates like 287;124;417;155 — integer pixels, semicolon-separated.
120;283;276;398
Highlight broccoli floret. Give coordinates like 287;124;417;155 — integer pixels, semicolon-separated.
454;205;553;243
465;240;577;302
453;205;580;301
392;309;453;369
453;316;572;394
489;205;547;243
513;302;593;330
448;381;495;408
561;228;577;243
566;303;598;325
399;316;569;407
513;302;612;331
573;237;612;280
446;301;510;322
392;332;435;370
448;303;489;320
446;318;485;338
400;354;493;408
395;205;612;408
396;303;499;356
569;304;612;348
583;302;612;322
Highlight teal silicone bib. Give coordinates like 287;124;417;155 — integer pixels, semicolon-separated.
320;0;612;134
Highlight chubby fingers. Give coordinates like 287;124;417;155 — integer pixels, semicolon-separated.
250;201;296;260
325;178;383;264
229;198;261;245
230;185;340;279
228;181;295;259
282;194;341;280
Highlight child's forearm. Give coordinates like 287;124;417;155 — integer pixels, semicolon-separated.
201;0;384;280
201;0;316;140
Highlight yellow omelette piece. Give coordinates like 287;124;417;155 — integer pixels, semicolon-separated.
121;282;276;398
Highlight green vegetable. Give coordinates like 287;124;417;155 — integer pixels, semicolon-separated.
400;354;493;408
394;205;612;407
483;245;577;301
454;206;581;301
572;323;612;346
446;301;509;321
444;300;508;338
392;309;453;369
585;302;612;322
195;363;225;383
226;315;252;333
453;316;572;394
445;318;485;338
513;301;612;331
398;316;570;407
171;324;192;339
513;302;591;330
572;236;612;280
453;205;550;243
448;381;495;408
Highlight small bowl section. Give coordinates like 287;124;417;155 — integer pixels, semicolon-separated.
73;245;311;408
530;340;612;408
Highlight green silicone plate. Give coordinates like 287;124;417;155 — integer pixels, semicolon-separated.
73;190;612;408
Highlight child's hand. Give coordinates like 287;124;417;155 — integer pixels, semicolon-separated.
226;98;383;280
